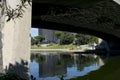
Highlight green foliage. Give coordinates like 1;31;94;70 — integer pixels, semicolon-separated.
60;32;74;45
31;32;98;46
75;33;98;45
34;35;45;42
94;37;99;44
31;35;45;45
31;37;37;45
54;31;63;44
54;31;63;39
31;44;78;50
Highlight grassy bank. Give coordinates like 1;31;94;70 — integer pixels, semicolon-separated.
31;44;82;50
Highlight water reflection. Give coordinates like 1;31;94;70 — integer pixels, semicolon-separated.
30;52;101;80
76;55;99;71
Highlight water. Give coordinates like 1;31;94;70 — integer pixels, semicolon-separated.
30;52;102;80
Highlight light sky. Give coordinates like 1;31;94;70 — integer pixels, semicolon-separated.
31;28;38;37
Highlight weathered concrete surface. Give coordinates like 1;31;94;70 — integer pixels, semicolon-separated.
0;22;2;73
32;0;120;38
0;0;31;79
32;0;120;49
0;1;4;73
0;49;3;73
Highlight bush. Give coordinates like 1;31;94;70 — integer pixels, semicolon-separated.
75;33;98;45
60;33;74;45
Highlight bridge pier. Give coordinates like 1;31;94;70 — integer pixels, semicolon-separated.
0;0;31;79
96;38;120;54
107;39;120;50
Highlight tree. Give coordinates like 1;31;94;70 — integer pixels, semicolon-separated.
60;32;74;45
34;35;45;44
54;31;63;44
31;37;37;45
54;31;63;39
75;33;98;45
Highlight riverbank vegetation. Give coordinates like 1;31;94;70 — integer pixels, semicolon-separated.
31;44;80;50
31;31;99;50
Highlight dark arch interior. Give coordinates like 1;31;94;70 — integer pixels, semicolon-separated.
32;0;120;50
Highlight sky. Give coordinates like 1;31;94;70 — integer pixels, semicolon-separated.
31;28;38;37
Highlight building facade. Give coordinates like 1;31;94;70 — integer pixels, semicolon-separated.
39;29;57;43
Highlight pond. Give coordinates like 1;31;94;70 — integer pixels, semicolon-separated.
30;52;103;80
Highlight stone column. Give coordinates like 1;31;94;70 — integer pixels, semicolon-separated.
1;0;31;79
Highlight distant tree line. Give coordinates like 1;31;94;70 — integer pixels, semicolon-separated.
54;31;98;45
31;31;99;45
74;33;98;45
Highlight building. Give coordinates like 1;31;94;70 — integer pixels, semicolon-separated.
39;29;57;43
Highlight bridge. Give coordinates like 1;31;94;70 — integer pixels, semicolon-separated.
32;0;120;50
0;0;120;79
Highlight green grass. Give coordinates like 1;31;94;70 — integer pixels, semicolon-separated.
71;55;120;80
31;44;81;50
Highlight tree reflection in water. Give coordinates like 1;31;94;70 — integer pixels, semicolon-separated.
31;54;45;64
30;52;100;80
76;55;99;71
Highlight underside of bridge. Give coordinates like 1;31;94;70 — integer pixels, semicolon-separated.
32;0;120;50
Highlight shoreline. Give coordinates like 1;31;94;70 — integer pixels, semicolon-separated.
31;49;84;53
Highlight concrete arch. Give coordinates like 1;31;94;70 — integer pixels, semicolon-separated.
32;0;120;50
32;20;120;50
